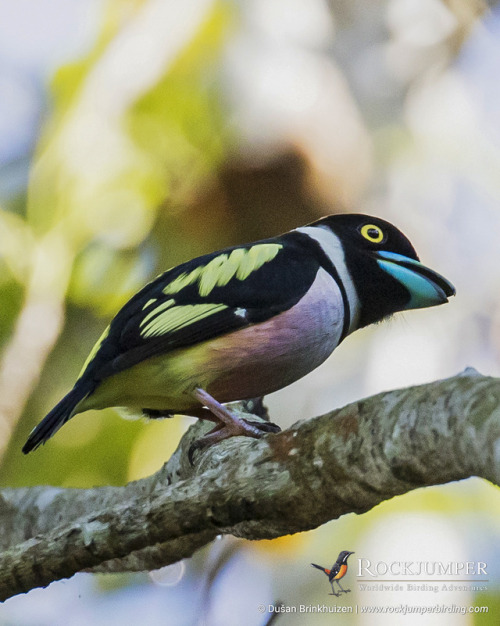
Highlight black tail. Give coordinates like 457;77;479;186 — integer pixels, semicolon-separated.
22;383;93;454
311;563;328;575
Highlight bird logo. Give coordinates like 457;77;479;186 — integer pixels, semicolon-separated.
311;550;354;597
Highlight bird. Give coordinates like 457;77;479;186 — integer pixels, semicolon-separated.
311;550;355;596
22;213;455;458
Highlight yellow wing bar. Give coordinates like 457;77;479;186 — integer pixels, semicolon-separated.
162;243;283;298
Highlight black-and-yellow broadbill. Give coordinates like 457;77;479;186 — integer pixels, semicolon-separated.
23;214;455;456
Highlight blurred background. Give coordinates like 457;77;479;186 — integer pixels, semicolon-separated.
1;0;499;623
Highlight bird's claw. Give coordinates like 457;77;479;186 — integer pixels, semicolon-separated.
242;419;281;434
188;419;280;465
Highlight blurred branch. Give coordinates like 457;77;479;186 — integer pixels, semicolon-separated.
0;292;64;460
0;368;498;600
0;233;73;463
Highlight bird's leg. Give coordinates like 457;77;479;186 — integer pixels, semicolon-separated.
188;387;280;462
336;580;350;594
329;581;340;597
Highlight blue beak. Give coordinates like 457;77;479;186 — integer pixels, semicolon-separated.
376;251;456;310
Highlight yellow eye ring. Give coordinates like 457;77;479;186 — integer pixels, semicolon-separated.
360;223;384;243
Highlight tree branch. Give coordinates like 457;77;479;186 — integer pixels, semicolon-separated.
0;368;498;601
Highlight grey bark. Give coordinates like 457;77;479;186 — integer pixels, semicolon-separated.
0;368;498;601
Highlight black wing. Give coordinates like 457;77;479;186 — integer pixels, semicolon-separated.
329;562;341;581
78;233;321;382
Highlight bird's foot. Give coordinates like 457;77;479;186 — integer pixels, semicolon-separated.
242;419;281;434
328;591;340;597
188;418;280;465
188;388;281;464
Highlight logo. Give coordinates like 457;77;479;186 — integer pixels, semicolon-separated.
311;550;355;597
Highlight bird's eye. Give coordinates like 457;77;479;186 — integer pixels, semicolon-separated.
360;223;385;243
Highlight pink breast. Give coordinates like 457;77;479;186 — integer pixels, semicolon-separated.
204;268;345;401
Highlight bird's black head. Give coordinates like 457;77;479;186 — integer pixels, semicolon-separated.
337;550;355;564
315;214;455;329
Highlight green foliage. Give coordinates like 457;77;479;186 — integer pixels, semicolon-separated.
0;0;234;488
